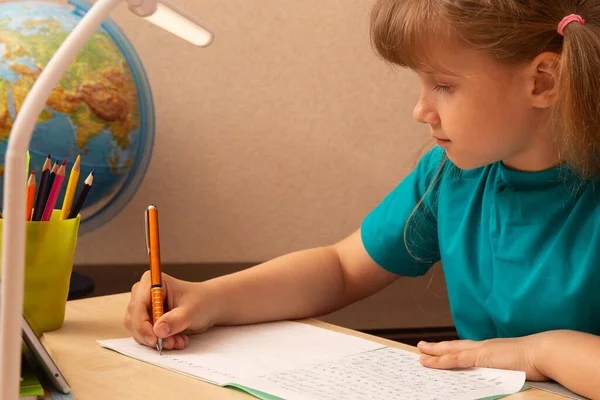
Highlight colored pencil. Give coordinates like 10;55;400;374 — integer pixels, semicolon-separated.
25;171;36;221
60;155;80;220
42;159;66;222
68;169;94;219
31;155;52;221
40;161;59;218
46;161;58;199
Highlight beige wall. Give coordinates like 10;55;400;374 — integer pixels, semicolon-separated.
77;0;428;264
4;0;428;264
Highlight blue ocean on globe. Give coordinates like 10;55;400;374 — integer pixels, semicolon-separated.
0;0;154;233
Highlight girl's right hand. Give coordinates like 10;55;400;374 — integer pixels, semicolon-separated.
124;272;215;350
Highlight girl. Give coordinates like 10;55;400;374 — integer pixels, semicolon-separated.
125;1;600;397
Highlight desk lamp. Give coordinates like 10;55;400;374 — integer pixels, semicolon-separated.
0;0;213;397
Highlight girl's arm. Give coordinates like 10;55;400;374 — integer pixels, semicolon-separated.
204;229;399;325
418;330;600;399
125;229;399;350
535;330;600;398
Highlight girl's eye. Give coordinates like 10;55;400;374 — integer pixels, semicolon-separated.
433;84;453;93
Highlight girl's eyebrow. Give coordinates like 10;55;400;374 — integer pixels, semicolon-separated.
418;69;463;79
415;61;465;76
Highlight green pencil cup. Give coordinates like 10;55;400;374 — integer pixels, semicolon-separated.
0;210;80;335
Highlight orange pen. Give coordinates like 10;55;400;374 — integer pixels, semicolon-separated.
145;205;164;353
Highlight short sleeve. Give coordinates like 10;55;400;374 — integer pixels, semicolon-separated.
361;147;445;277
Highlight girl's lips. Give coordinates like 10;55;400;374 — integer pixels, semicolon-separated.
433;137;451;146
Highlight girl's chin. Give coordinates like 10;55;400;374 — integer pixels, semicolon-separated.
445;151;493;171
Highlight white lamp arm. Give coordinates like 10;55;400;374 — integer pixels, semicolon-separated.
0;0;131;398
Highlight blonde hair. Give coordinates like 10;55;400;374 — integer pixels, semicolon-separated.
403;154;447;264
370;0;600;179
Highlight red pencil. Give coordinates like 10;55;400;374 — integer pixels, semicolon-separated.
41;159;66;221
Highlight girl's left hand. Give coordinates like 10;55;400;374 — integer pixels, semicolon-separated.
417;336;548;381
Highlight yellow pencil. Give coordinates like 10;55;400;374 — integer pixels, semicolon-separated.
60;155;80;220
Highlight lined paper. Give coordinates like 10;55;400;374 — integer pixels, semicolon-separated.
235;347;525;400
98;321;385;385
99;321;525;399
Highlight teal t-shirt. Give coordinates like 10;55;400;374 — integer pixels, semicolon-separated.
361;147;600;341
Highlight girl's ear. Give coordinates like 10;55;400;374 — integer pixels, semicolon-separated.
528;52;560;109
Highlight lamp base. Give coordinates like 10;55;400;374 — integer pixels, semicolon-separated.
68;271;95;300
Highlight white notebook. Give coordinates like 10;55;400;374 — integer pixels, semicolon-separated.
98;320;525;400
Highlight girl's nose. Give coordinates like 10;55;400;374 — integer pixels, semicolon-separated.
413;99;440;125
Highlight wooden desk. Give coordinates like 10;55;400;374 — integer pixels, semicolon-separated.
43;294;562;399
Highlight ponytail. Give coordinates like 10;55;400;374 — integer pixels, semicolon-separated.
554;15;600;178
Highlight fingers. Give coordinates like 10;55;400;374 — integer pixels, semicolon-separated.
417;339;479;356
161;333;189;350
153;307;191;339
172;334;188;349
125;273;195;351
124;271;172;348
420;349;479;370
125;300;156;347
133;332;157;348
417;340;481;371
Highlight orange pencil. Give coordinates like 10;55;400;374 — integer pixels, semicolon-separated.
145;205;164;354
25;171;36;221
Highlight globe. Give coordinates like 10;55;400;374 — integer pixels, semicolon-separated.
0;0;154;234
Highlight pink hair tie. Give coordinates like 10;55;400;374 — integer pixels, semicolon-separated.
558;14;585;36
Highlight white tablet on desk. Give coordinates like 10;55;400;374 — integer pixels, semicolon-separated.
21;314;71;394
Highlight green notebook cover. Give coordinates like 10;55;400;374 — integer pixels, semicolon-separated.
224;383;530;400
228;384;284;400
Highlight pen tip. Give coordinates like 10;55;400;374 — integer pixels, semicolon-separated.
61;158;67;166
90;168;95;176
47;154;51;159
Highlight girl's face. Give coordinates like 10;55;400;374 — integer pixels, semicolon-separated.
412;46;558;172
